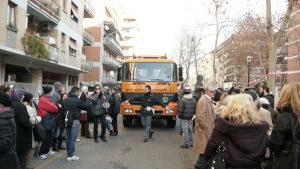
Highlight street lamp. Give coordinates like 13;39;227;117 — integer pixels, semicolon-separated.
246;56;253;87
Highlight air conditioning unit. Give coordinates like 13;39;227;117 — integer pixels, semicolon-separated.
42;22;52;31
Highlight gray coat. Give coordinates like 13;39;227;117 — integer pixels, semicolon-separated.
89;93;104;116
178;94;197;120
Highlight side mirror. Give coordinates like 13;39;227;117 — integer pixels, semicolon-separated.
178;66;183;81
117;67;122;81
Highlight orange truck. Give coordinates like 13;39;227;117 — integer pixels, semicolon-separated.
117;55;183;128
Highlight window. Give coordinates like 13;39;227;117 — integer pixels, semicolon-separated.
7;1;16;30
68;75;78;86
122;62;177;82
70;2;78;22
61;33;66;51
69;38;77;57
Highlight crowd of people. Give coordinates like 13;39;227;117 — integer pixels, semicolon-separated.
176;83;300;169
0;82;121;169
0;81;299;169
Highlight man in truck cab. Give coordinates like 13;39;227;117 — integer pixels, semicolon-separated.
126;85;168;142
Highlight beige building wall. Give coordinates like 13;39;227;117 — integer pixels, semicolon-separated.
0;0;27;51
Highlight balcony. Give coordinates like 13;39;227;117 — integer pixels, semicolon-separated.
102;76;117;84
83;30;94;46
103;37;123;56
102;57;120;69
22;33;58;62
40;36;58;63
84;0;95;18
120;40;135;49
104;17;118;33
81;53;93;71
27;0;60;24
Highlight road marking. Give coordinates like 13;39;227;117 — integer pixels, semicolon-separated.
34;140;84;169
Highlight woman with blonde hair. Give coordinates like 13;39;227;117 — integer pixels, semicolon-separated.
270;83;300;169
215;93;232;116
196;94;269;169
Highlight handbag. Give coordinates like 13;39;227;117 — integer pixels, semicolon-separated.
272;114;299;169
80;110;88;122
211;142;226;169
33;122;46;142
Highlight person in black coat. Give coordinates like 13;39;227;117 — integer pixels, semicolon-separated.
88;85;107;143
62;87;90;161
126;85;166;142
11;89;33;169
0;92;20;169
79;87;92;139
269;83;300;169
197;94;269;169
109;88;120;136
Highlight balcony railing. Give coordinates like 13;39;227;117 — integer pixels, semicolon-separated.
83;30;94;46
104;17;118;32
28;0;60;23
102;57;121;69
84;0;95;18
103;37;123;56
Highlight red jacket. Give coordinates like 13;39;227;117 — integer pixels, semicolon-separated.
37;95;58;118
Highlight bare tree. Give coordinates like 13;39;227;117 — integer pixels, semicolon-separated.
177;31;203;86
265;0;298;94
227;14;269;85
211;0;228;85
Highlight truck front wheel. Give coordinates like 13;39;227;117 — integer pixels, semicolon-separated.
123;116;133;127
167;118;176;128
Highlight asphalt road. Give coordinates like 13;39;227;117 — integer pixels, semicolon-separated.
32;117;197;169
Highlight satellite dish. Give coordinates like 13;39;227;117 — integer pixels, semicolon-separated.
197;75;203;82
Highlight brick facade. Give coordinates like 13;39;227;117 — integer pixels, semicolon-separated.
86;27;101;42
287;5;300;82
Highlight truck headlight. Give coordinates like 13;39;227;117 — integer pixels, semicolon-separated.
166;109;174;113
124;109;133;113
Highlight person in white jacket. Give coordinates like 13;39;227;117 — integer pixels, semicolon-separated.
23;92;42;157
23;92;41;124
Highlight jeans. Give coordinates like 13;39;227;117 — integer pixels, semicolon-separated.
66;120;80;157
141;115;153;139
182;119;194;146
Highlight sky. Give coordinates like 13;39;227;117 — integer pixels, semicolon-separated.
88;0;287;57
122;0;286;56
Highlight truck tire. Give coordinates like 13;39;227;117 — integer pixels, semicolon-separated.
167;119;176;128
123;117;132;127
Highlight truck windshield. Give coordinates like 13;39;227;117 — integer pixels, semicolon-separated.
123;62;177;82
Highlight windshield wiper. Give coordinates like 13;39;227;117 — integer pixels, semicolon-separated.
149;78;164;81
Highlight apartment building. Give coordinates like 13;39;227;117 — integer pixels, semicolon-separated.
120;16;141;57
286;4;300;82
0;0;94;96
207;34;267;89
80;0;124;87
